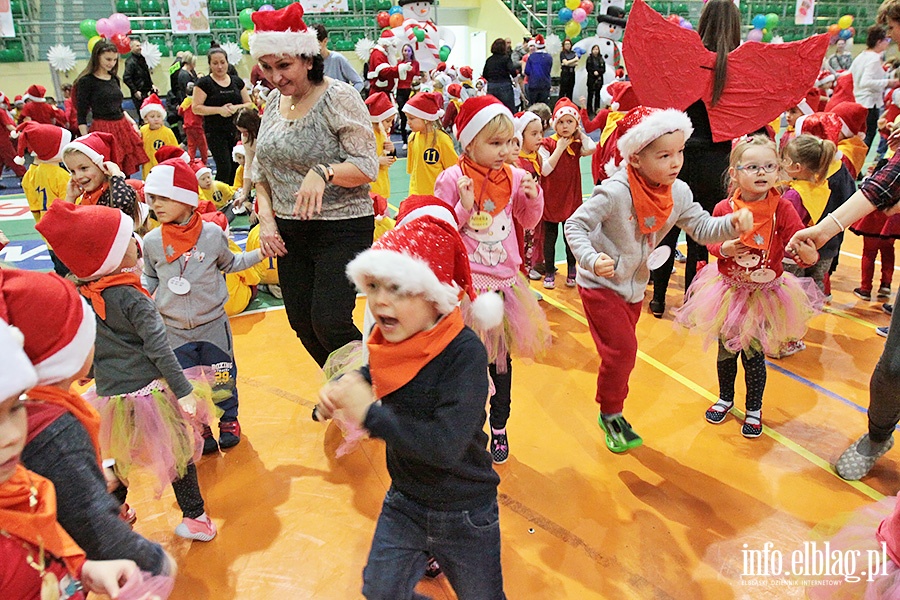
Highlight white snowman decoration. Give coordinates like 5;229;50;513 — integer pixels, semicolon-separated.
573;1;627;103
391;0;457;72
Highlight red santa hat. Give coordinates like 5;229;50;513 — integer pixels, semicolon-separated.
189;158;212;182
64;131;115;166
551;97;580;126
795;111;843;144
395;194;458;228
454;95;514;150
828;101;867;138
615;105;694;167
249;2;320;60
796;87;822;115
155;145;190;164
0;92;9;108
365;91;398;122
604;81;639;112
201;211;228;232
514;110;542;143
13;95;23;106
816;70;837;88
434;61;447;73
35;202;134;280
371;192;389;219
0;269;96;386
0;318;38;401
145;158;201;207
534;35;546;50
23;84;46;102
447;83;462;99
139;93;166;119
232;141;246;162
12;122;72;165
458;66;473;80
402;91;445;121
346;215;503;329
377;28;398;48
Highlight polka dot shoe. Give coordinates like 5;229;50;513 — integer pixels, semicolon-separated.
741;413;763;438
491;429;509;464
705;399;734;424
835;434;895;481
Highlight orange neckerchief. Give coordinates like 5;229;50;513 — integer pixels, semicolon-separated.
731;187;779;250
0;465;86;578
626;164;673;234
80;272;151;321
459;156;512;216
518;151;542;177
838;137;868;175
160;210;202;263
27;386;102;468
551;133;582;156
77;182;108;207
367;307;465;398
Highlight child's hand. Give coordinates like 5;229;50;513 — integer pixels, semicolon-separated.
579;95;587;109
383;139;394;154
102;161;124;179
328;371;375;427
556;136;571;152
593;253;615;277
103;464;122;493
80;559;139;598
721;239;750;258
730;208;753;234
65;176;82;202
520;175;538;200
457;176;475;210
0;229;8;250
315;382;339;421
378;155;396;167
790;238;819;265
177;393;198;416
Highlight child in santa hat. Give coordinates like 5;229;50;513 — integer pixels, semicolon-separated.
829;100;870;179
35;201;218;542
62;132;140;227
0;91;26;178
514;110;545;279
139;93;179;179
538;97;596;289
580;81;640;185
316;214;505;598
565;105;752;453
200;211;263;316
435;95;549;464
779;88;823;153
441;83;464;130
365;92;398;200
0;268;177;572
403;91;457;195
141;158;266;454
18;84;66;127
193;159;236;221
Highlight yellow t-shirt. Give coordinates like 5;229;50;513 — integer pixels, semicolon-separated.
233;164;245;189
199;181;235;210
140;124;179;179
245;225;279;285
407;129;458;196
23;162;70;224
371;126;391;198
224;238;261;316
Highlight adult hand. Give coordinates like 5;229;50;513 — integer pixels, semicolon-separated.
293;168;326;219
258;214;287;256
80;559;139;598
787;225;833;252
593;253;615;277
134;91;142;101
378;155;396;167
888;127;900;152
457;176;475;211
793;238;819;265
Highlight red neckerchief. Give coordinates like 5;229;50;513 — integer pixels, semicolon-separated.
78;182;108;207
80;272;151;320
160;210;202;263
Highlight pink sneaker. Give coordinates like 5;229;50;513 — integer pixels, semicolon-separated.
174;513;217;541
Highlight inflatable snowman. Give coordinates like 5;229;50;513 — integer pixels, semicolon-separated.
573;2;627;103
391;0;456;72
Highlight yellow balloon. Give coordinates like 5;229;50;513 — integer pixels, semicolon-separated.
87;35;102;52
240;30;251;51
565;0;580;10
565;20;581;37
837;15;853;29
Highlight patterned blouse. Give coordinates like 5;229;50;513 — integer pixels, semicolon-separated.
254;80;378;221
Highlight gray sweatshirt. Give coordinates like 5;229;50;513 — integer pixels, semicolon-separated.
565;169;737;303
142;222;262;330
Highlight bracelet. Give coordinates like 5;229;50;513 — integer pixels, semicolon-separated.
827;213;845;232
310;165;327;181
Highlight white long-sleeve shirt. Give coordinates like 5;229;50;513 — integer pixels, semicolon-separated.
850;50;891;109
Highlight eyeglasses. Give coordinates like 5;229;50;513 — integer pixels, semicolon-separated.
736;163;779;174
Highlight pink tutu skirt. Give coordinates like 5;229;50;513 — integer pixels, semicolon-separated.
674;266;824;355
806;496;900;599
463;272;550;371
84;366;217;496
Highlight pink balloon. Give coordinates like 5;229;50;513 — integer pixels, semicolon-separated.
96;17;113;38
747;28;764;42
573;7;586;22
110;13;131;36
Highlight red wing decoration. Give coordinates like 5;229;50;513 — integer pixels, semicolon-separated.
623;0;830;142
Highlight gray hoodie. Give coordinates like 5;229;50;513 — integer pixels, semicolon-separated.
565;169;737;303
142;222;262;330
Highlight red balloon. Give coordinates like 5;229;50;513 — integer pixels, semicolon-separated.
580;0;594;13
376;11;390;28
388;12;403;27
111;33;131;54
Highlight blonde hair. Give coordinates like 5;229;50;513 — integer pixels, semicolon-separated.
466;114;514;153
880;0;900;25
782;134;837;183
726;135;778;193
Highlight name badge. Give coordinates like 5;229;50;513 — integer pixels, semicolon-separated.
646;246;671;270
468;211;493;230
168;277;192;295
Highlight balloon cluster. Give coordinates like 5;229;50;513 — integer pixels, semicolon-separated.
748;12;779;43
557;0;594;39
238;6;275;51
665;14;693;30
376;6;405;29
79;14;133;54
827;15;855;43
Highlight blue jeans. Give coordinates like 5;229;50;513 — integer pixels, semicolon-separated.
170;316;239;421
362;488;506;600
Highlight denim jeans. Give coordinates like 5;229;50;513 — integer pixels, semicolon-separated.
362;488;506;600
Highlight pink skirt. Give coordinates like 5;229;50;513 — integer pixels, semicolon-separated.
463;272;551;371
674;266;824;355
84;366;217;496
90;117;149;177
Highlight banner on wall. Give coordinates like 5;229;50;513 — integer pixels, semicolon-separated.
795;0;815;25
168;0;210;34
301;0;349;12
1;2;15;38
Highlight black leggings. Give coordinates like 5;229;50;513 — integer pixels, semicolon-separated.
543;220;575;276
489;356;513;430
717;341;766;412
205;125;238;184
559;69;575;101
864;106;881;153
396;88;412;144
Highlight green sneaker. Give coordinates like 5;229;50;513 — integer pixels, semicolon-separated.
598;413;643;453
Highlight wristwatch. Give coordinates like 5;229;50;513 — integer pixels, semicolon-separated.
322;164;334;182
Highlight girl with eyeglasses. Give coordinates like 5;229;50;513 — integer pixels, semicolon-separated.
675;135;824;439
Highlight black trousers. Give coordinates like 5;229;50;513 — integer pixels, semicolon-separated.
396;87;412;144
559;69;575;101
205;125;238;184
864;106;881;153
586;77;601;113
276;215;375;367
487;83;516;114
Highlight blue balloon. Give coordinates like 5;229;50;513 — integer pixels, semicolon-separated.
558;7;573;22
389;5;402;14
838;28;853;40
751;14;767;30
574;47;585;57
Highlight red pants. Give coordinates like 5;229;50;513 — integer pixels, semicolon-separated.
185;127;208;163
579;286;642;415
0;137;26;177
861;236;895;292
